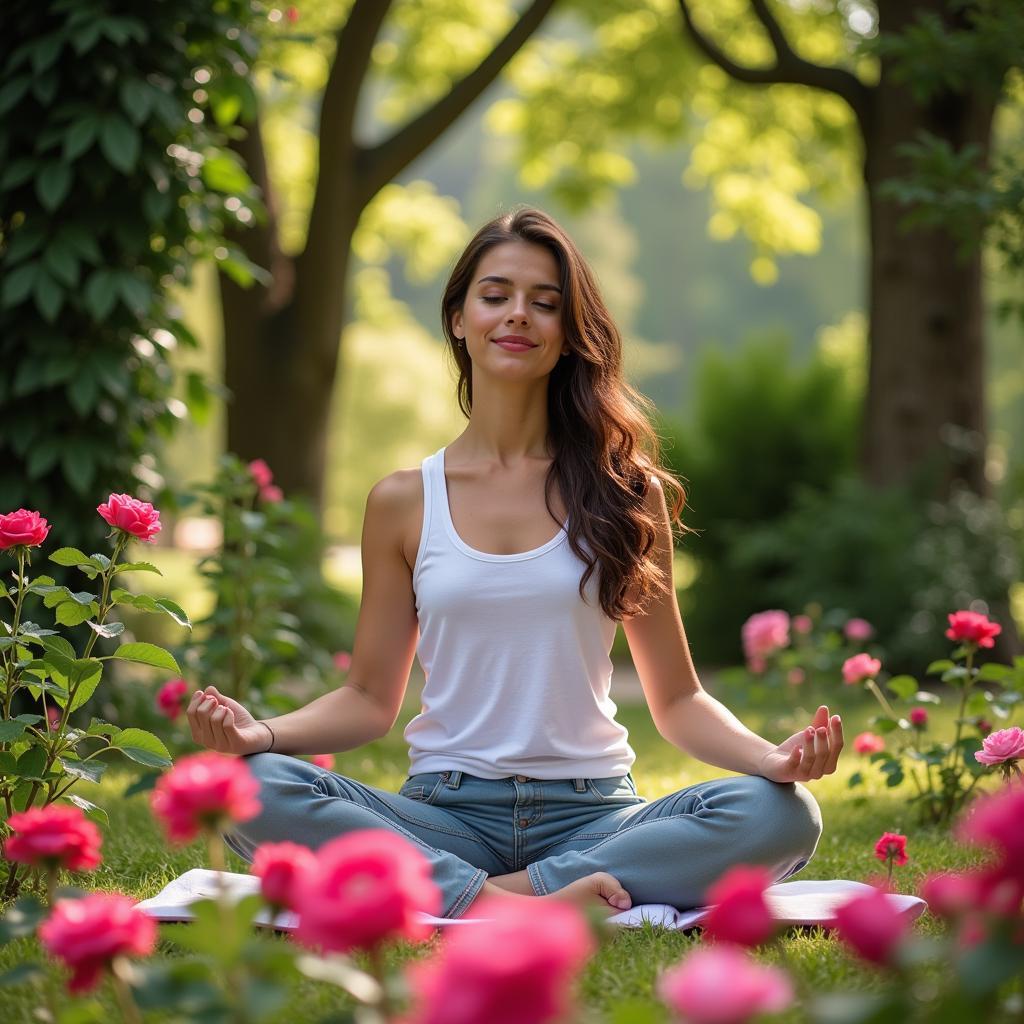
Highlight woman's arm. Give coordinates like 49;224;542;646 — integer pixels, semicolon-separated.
620;478;843;783
188;472;422;756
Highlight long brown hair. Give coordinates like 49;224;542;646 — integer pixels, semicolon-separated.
440;207;692;621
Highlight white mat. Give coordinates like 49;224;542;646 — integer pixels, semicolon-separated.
135;869;927;932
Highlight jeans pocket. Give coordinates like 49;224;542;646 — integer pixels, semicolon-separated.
584;774;640;804
398;773;446;805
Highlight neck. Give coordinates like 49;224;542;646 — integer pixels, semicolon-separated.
453;374;553;465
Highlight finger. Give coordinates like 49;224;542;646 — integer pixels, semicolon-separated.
185;691;204;743
809;727;829;778
196;694;220;748
801;727;815;769
209;703;231;749
812;705;829;729
823;715;844;773
599;874;631;910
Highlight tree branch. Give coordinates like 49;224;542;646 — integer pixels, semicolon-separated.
677;0;872;131
356;0;558;200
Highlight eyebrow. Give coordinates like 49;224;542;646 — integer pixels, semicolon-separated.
476;275;562;295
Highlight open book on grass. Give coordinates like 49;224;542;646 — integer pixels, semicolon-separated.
135;870;927;932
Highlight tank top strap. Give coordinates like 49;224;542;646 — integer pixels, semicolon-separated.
417;448;446;554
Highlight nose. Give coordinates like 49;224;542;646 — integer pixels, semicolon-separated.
506;296;529;324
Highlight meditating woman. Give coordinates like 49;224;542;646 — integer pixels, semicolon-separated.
187;207;842;919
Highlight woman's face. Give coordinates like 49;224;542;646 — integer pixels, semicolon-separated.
451;240;570;377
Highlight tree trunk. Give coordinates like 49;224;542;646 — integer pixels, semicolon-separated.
861;4;996;501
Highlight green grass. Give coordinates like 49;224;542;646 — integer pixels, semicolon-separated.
0;696;1011;1022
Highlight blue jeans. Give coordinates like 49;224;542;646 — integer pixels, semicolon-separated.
224;755;823;919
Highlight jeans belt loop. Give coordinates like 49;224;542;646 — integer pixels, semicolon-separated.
572;778;587;793
445;770;463;790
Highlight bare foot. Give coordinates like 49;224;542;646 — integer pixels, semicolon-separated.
546;872;632;917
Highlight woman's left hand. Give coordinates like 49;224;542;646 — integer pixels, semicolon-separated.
758;705;844;784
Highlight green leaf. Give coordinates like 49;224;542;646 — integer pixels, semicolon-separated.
123;771;160;798
63;793;109;825
99;114;139;173
67;661;103;713
113;728;171;768
155;598;191;630
976;662;1011;682
115;561;162;575
36;162;72;212
32;270;63;323
1;261;38;308
49;547;93;567
0;76;31;118
16;745;48;781
0;896;48;944
40;635;76;660
43;238;80;288
108;642;179;673
926;659;954;675
63;115;99;161
56;601;96;627
886;675;918;700
0;720;29;743
116;271;151;315
202;153;251;194
58;757;106;784
83;268;118;321
86;620;125;639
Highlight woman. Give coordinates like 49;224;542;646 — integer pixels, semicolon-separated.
187;207;841;919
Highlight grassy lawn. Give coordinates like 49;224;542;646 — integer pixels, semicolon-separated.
0;694;1013;1022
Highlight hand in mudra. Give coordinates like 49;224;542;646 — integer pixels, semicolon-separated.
758;704;844;784
186;685;270;756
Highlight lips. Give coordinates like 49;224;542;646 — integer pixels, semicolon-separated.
493;335;536;348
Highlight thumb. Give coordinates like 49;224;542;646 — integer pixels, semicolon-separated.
599;876;632;910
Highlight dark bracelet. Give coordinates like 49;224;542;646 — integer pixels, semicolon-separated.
260;721;275;753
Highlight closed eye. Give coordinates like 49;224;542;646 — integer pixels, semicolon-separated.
481;296;557;311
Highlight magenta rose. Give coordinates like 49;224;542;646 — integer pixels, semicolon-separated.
39;893;156;993
96;493;161;542
873;832;909;867
0;508;50;550
853;732;885;755
156;678;190;720
292;829;441;954
310;753;335;770
405;896;594;1024
4;804;102;872
957;783;1024;877
945;610;1001;649
908;706;928;728
833;887;911;966
149;752;261;844
741;611;790;663
658;945;793;1024
260;484;283;503
252;841;318;911
332;650;352;672
843;617;874;641
248;459;274;489
974;727;1024;766
920;871;979;919
700;866;776;947
792;614;813;635
842;653;881;685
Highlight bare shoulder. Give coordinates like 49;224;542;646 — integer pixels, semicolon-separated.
364;467;424;571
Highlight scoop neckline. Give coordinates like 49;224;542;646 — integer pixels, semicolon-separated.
437;446;569;562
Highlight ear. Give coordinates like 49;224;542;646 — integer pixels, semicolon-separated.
451;310;464;340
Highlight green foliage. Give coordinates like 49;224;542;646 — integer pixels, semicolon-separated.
659;332;860;663
183;456;356;716
0;0;262;555
731;477;1023;673
1;521;186;901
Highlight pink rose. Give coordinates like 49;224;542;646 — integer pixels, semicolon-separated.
4;804;102;872
292;829;441;954
908;706;928;728
853;732;885;755
974;727;1024;766
843;618;874;641
332;650;352;672
842;653;881;685
920;871;979;919
310;753;335;770
786;668;805;685
978;719;993;737
833;887;911;966
792;614;813;635
38;893;156;993
945;610;1001;649
956;782;1024;873
156;678;190;720
149;752;261;844
658;945;793;1024
96;493;161;542
46;706;62;731
873;832;909;866
700;866;776;947
0;508;50;550
248;459;273;489
741;611;790;662
285;5;299;22
746;655;766;675
405;897;593;1024
252;841;318;911
260;484;283;503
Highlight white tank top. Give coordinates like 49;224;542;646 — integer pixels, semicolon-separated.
405;446;636;779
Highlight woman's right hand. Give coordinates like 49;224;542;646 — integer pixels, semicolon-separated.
186;685;272;756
